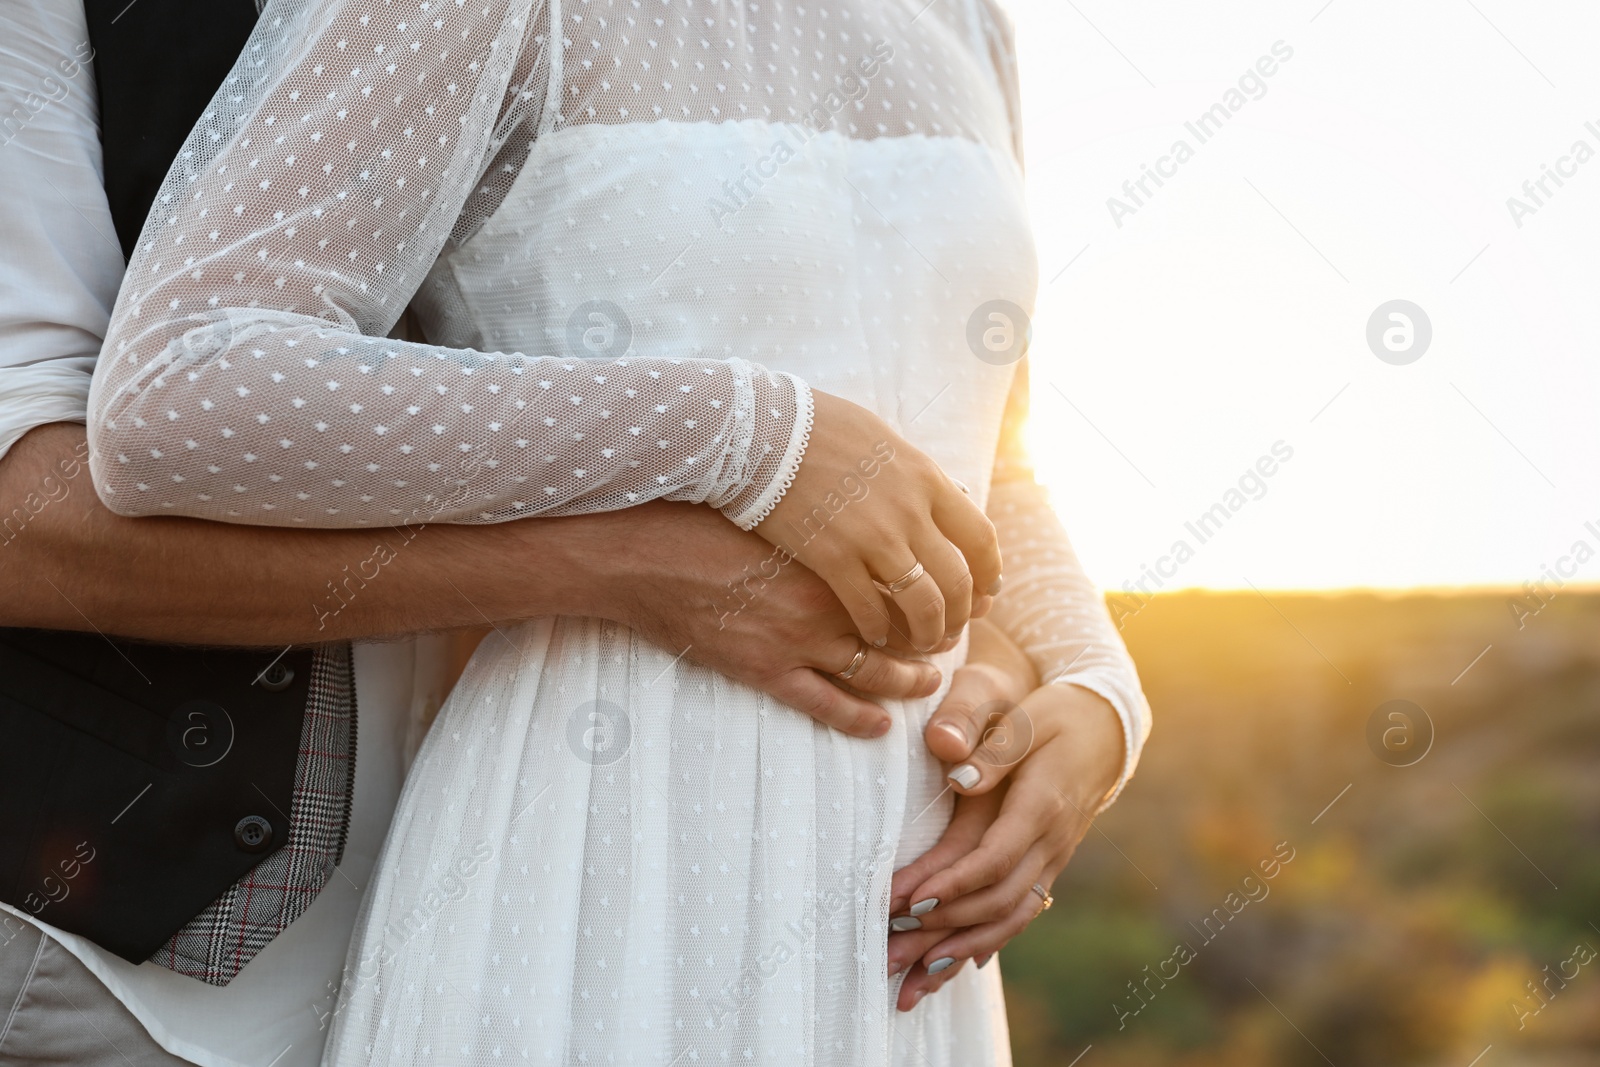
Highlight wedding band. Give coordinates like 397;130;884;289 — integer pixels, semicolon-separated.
1030;883;1054;910
835;640;869;681
883;561;926;594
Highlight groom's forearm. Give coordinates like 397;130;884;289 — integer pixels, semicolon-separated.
0;423;633;645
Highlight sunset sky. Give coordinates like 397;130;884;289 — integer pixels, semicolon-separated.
1005;0;1600;591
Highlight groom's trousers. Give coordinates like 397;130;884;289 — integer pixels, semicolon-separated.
0;918;193;1066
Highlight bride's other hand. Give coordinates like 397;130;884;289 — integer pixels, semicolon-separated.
591;501;939;738
754;391;1001;654
884;619;1032;1009
884;621;1125;1010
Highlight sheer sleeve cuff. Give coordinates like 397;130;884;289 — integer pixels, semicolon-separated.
717;371;813;531
1047;673;1151;813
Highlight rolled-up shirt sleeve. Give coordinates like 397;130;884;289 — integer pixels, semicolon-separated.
0;1;123;459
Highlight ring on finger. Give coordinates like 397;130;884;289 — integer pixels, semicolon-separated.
835;639;870;681
1030;882;1054;911
881;561;926;594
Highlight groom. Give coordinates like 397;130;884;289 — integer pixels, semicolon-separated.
0;1;1115;1064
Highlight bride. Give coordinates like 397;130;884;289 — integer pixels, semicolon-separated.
86;0;1147;1063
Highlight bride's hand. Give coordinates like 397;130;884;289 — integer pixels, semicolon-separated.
754;391;1001;653
884;626;1126;1011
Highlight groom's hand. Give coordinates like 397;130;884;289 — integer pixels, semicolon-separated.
587;501;943;739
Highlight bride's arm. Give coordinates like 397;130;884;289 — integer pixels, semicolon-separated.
85;0;998;648
977;360;1152;804
87;0;803;530
878;366;1152;992
964;2;1151;796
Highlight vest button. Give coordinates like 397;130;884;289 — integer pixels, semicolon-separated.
234;815;274;853
256;662;295;692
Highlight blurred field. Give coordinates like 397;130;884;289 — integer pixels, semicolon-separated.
1002;590;1600;1067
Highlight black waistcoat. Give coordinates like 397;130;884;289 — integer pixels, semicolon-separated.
83;0;262;259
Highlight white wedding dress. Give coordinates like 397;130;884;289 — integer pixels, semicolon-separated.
85;0;1151;1063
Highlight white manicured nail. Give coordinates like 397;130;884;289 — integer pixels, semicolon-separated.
890;916;922;932
948;764;980;789
926;957;956;975
909;898;939;917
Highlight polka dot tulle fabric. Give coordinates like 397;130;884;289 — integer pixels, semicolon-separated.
84;0;1150;1064
88;0;1015;528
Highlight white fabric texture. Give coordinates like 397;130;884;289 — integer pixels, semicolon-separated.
86;0;811;529
0;359;95;463
74;0;1150;1063
0;0;116;462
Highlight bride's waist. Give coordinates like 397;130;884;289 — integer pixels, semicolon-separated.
443;614;961;866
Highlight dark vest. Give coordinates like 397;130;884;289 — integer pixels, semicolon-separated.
85;0;263;259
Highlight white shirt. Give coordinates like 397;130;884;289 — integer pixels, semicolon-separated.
0;5;431;1065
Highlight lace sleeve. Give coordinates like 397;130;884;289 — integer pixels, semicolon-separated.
985;360;1152;807
86;0;807;530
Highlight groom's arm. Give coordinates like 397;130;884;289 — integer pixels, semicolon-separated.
1;420;649;645
0;421;936;736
